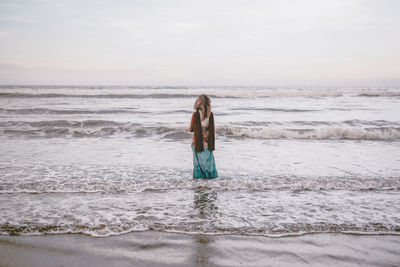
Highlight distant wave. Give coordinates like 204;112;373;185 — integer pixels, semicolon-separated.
1;87;400;99
0;93;216;99
232;107;377;112
231;107;319;112
0;108;146;115
0;108;195;115
1;120;400;140
0;120;133;128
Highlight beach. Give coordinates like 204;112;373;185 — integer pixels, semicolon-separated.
2;0;400;264
1;231;400;266
1;86;400;266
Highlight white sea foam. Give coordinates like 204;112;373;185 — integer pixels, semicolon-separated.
1;119;400;140
1;165;399;193
217;126;400;140
1;189;399;236
1;86;400;237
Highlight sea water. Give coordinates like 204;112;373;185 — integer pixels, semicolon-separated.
0;86;399;236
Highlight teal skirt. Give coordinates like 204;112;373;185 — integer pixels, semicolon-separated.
192;144;218;179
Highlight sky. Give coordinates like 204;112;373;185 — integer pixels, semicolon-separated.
0;0;399;86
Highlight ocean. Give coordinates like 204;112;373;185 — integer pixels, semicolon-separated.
1;86;399;237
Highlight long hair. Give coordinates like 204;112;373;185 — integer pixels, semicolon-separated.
193;94;211;121
208;112;215;151
191;110;204;152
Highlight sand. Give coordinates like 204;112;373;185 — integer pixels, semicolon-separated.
0;231;399;266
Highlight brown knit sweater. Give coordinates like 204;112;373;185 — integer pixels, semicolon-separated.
190;110;215;152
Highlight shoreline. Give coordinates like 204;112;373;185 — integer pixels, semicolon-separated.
1;231;399;266
2;228;400;238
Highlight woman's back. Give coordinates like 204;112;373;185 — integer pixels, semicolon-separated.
190;94;218;179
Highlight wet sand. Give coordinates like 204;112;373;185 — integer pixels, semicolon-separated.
0;231;399;266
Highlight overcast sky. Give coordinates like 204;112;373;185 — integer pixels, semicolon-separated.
0;0;399;86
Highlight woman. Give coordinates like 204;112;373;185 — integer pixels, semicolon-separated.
190;94;218;179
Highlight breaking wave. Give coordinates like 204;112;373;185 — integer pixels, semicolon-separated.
1;120;399;140
217;126;400;141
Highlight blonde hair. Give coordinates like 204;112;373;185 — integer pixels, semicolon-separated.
193;94;211;120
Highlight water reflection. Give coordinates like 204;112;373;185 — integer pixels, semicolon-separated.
192;188;218;265
193;234;213;266
193;188;218;219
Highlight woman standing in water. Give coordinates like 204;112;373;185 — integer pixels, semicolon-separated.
190;94;218;179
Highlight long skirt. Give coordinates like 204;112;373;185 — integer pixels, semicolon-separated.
192;144;218;179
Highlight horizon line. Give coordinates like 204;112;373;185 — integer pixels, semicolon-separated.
0;84;399;89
